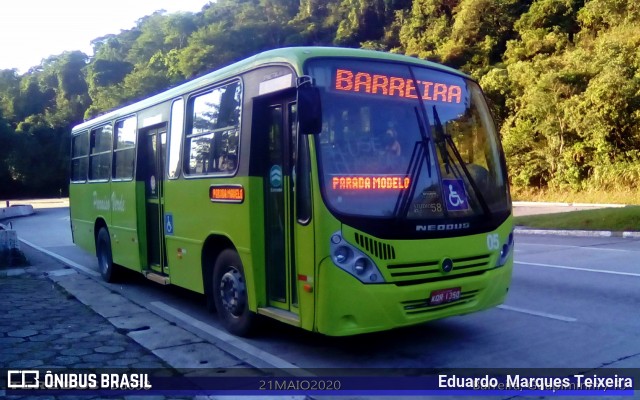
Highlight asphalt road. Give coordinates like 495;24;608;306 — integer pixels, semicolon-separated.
6;206;640;396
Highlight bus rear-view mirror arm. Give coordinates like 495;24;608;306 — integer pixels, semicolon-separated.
297;76;322;135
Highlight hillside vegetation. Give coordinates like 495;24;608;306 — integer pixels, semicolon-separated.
1;0;639;200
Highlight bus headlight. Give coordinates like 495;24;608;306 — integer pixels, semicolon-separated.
496;231;514;267
353;257;369;275
334;246;353;264
330;231;385;284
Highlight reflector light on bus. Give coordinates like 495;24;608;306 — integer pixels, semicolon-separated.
334;68;462;103
209;185;245;203
332;176;411;190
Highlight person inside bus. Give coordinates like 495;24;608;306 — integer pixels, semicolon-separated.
219;154;237;172
384;120;401;157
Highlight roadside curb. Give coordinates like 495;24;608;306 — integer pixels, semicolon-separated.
515;227;640;238
512;201;627;208
16;238;309;376
0;204;35;220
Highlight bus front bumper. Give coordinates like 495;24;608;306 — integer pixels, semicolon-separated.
315;257;513;336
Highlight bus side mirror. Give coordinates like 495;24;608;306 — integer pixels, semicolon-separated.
297;85;322;135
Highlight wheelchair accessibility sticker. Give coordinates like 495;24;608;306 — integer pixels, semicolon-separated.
165;213;174;236
443;179;468;211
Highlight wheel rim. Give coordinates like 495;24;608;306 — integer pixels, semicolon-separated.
219;267;246;317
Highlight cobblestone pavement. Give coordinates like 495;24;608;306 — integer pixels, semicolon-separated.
0;246;248;400
0;250;191;400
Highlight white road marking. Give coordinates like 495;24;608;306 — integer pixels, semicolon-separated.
516;261;640;277
47;268;77;277
498;305;577;322
0;268;27;276
517;243;637;253
19;238;101;277
151;301;313;375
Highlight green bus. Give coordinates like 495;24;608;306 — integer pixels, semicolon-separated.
70;47;513;337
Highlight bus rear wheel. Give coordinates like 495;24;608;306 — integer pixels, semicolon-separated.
96;227;118;282
212;249;256;336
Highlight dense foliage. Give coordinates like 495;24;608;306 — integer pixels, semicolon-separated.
1;0;639;198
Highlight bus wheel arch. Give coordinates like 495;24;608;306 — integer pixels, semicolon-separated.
204;239;256;336
95;223;119;282
94;218;107;247
202;235;234;312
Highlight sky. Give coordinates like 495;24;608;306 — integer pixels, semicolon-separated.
0;0;210;73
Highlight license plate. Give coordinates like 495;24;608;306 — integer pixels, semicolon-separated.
429;287;461;306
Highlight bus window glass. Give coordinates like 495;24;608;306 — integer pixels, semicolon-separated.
71;131;89;182
185;81;241;175
168;99;184;179
89;125;112;181
113;116;136;180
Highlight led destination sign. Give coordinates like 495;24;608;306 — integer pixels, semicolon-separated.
209;185;245;203
334;68;463;104
332;175;411;191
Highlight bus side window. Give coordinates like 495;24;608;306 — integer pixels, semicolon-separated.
168;99;184;179
71;131;89;182
113;116;137;180
89;125;113;181
185;81;241;176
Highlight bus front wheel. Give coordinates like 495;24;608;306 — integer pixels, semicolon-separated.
212;249;256;336
97;227;118;282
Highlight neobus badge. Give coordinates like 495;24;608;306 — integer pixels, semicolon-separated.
334;68;463;103
209;185;245;203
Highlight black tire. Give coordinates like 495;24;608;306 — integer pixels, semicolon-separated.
212;249;256;336
96;227;118;282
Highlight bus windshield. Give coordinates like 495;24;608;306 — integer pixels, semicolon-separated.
307;59;510;220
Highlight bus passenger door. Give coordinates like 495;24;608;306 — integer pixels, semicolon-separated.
142;125;167;275
263;96;302;319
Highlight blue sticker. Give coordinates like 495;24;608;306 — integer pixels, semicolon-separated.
443;179;469;211
270;165;282;188
165;213;174;236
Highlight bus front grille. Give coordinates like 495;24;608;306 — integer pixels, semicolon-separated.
386;254;492;286
402;289;480;314
354;232;396;260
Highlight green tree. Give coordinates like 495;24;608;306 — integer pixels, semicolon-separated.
0;69;20;121
398;0;458;60
505;0;582;62
577;0;640;34
446;1;531;76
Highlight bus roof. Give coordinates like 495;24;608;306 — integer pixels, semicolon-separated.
72;46;470;133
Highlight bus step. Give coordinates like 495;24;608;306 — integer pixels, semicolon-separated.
144;271;170;285
258;307;301;327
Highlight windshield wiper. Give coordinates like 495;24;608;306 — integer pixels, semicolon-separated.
432;106;491;216
393;107;434;218
431;108;450;175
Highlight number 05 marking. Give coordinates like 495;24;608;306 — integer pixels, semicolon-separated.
487;234;500;250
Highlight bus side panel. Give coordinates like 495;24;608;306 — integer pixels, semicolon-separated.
70;182;112;255
162;178;208;293
69;183;97;254
110;180;143;272
90;182;113;239
162;177;257;299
